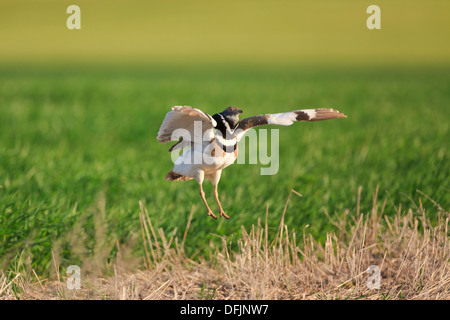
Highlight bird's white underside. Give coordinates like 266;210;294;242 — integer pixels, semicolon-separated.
173;146;237;178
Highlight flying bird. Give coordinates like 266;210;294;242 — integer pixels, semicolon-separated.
157;106;347;219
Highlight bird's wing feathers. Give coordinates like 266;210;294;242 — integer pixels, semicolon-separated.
157;106;217;148
235;108;346;141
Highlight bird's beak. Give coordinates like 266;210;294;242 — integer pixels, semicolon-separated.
237;109;243;114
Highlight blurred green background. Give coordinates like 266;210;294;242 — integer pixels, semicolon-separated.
0;1;449;276
1;0;449;66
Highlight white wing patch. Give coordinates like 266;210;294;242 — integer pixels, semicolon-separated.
267;109;317;126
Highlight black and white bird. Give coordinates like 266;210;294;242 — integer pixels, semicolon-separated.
157;106;347;219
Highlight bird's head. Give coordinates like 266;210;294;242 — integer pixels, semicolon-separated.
221;106;243;129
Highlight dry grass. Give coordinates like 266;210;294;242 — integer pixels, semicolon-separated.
1;187;449;300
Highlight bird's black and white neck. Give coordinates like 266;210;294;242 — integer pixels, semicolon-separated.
212;107;243;152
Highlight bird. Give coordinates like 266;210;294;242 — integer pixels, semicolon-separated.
157;106;347;220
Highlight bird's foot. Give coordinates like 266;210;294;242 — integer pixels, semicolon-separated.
219;211;230;219
207;211;218;220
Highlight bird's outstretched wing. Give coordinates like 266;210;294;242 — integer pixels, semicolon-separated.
235;108;346;141
157;106;217;151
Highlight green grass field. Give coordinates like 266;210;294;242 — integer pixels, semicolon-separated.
1;65;448;276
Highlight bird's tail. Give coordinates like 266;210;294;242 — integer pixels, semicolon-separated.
165;170;192;181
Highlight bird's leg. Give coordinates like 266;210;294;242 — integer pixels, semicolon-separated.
195;170;217;220
199;183;217;220
210;170;229;219
213;184;230;219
